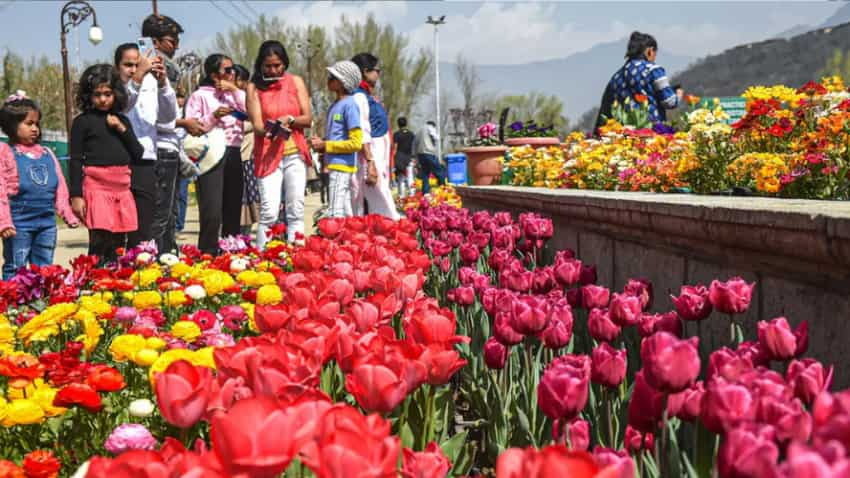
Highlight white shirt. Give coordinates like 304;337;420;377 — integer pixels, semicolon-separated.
352;91;372;145
125;74;178;159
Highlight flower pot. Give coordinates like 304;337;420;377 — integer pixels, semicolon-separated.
462;145;508;186
505;137;561;148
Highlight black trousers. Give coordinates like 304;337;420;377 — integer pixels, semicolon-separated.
127;161;155;248
195;146;243;255
89;229;126;265
152;149;179;254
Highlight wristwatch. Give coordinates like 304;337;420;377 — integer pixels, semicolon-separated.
286;115;295;126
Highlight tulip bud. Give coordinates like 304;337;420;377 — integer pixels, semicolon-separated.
591;343;627;388
641;332;700;393
671;284;712;321
758;317;808;361
537;354;591;421
709;277;755;314
581;285;610;310
588;308;621;342
623;278;653;310
484;337;509;370
609;293;642;326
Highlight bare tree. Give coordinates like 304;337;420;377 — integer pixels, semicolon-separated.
454;53;481;138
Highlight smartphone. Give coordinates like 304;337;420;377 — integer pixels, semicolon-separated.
230;110;248;121
137;37;155;57
264;119;291;140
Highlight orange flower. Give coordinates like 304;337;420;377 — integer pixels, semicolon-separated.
634;93;648;104
685;94;701;106
0;460;24;478
0;354;44;389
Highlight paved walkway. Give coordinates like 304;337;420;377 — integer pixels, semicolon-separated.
42;191;325;268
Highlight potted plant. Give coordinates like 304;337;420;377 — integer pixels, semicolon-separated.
462;122;508;186
504;120;561;148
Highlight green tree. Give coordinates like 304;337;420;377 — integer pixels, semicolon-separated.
820;49;850;83
0;52;66;132
212;14;299;69
493;91;569;137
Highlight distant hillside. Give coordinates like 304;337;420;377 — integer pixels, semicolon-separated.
439;39;694;122
671;21;850;98
777;2;850;38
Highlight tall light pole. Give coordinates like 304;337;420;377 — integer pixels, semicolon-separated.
426;15;446;162
176;52;202;93
296;35;323;117
60;0;102;137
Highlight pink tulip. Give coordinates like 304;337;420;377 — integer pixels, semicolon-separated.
155;360;213;429
579;265;597;285
758;395;812;443
591;343;627;388
402;442;451;478
588;308;621;343
532;267;557;294
627;371;666;434
609;293;642;326
581;285;610;310
566;418;590;451
510;295;549;335
641;332;700;393
781;442;850;478
494;311;524;346
484;337;509;370
554;258;582;287
592;447;635;478
671;285;712;321
717;423;779;478
539;301;573;350
667;381;705;422
623;278;653;311
624;425;654;453
787;359;833;406
709;277;755;314
459;243;480;265
638;312;682;338
537;354;591;421
758;317;808;361
700;377;756;433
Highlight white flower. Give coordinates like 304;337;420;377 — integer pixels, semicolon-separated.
185;284;207;300
129;398;155;417
69;461;90;478
159;253;179;267
229;258;248;273
136;252;153;265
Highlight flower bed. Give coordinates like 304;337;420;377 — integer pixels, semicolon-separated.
0;198;844;477
507;77;850;199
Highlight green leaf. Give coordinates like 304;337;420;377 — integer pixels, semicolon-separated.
440;431;468;464
401;422;415;450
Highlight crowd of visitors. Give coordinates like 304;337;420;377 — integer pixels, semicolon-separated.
0;12;439;275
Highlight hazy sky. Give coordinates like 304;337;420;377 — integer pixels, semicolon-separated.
0;1;843;67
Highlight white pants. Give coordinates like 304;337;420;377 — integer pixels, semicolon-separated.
257;154;305;248
328;170;353;218
351;134;400;220
397;161;415;198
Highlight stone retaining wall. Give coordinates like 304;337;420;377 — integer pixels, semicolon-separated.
457;186;850;386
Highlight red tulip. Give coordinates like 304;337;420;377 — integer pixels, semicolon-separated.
532;267;557;294
581;285;610;310
318;218;343;238
85;451;170;478
624;425;654;453
707;347;754;381
709;277;755;314
484;337;510;370
211;397;297;478
155;360;213;428
758;317;808;361
402;442;451;478
254;305;293;334
510;295;549;335
502;270;533;293
667;381;705;422
496;445;601;478
608;293;642;326
307;407;400;478
492;226;515;251
469;231;491;250
628;371;666;433
716;423;779;478
419;344;467;385
537;355;591;421
403;303;467;346
579;265;597;286
588;308;621;343
447;286;475;306
494;311;524;346
700;377;756;433
591;343;627;388
345;362;411;414
641;332;700;393
567;418;590;452
539;301;573;350
671;285;712;321
623;278;653;311
554;258;582;287
786;358;833;406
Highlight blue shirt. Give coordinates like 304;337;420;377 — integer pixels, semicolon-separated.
324;96;361;172
608;59;679;122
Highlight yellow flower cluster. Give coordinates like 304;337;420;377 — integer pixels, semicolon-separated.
742;85;804;108
148;347;216;384
16;303;78;345
506;145;567;188
236;270;277;288
0;379;66;426
727;152;790;193
109;334;168;366
200;269;236;296
256;284;283;306
131;265;162;288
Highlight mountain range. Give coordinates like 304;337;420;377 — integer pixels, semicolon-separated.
439;2;850;124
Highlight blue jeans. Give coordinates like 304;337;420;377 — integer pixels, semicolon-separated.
176;178;189;232
417;153;446;194
2;225;56;279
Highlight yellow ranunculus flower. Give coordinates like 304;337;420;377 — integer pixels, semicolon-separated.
79;296;112;317
133;348;160;367
170;262;192;279
0;319;14;348
171;321;202;343
132;291;162;310
256;284;282;306
30;382;66;417
164;290;188;307
194;347;216;369
3;399;45;426
200;270;236;296
132;266;162;288
75;316;104;353
17;303;78;344
109;334;148;362
148;348;215;384
145;337;167;350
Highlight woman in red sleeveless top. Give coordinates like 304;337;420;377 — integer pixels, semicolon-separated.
245;40;312;248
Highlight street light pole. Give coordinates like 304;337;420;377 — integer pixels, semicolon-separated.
297;34;322;118
60;0;101;137
426;15;446;162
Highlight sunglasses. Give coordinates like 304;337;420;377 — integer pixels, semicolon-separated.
223;66;235;74
368;67;381;73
